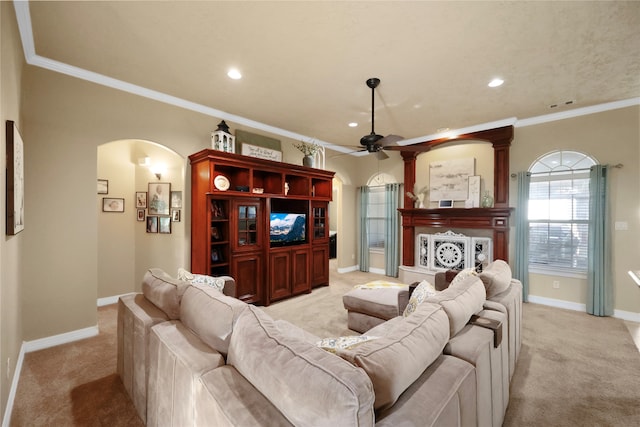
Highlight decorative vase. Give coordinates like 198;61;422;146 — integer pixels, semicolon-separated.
481;191;494;208
303;155;314;168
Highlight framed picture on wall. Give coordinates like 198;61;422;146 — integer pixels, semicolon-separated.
136;191;147;208
102;198;125;212
146;216;158;233
171;191;182;208
148;182;171;215
97;179;109;195
171;209;181;222
6;120;25;234
137;209;146;222
159;216;171;234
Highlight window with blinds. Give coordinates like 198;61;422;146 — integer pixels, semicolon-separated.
528;151;596;274
367;186;386;250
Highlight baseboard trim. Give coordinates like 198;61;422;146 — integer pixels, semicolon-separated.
22;326;99;353
1;345;25;427
528;294;640;322
336;265;358;274
97;292;132;307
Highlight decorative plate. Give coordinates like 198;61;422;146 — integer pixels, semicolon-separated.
214;175;230;191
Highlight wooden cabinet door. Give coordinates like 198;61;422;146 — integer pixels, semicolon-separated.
311;201;329;243
232;252;263;304
231;199;262;252
291;247;310;295
269;249;291;302
311;245;329;287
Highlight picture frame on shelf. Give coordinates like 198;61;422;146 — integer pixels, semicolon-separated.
97;179;108;195
211;200;225;219
146;216;158;233
159;216;171;234
6;120;25;235
148;182;171;215
211;226;221;240
102;198;125;212
211;247;222;262
137;209;145;222
171;209;181;222
136;191;147;208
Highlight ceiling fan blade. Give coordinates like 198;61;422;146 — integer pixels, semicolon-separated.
329;148;366;158
375;150;389;160
379;134;404;147
384;143;431;152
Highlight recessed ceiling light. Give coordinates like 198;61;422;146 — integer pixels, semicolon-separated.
348;122;358;127
488;78;504;88
227;69;242;80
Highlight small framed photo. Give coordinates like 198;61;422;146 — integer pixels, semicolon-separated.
137;209;146;222
211;226;221;240
159;216;171;234
136;191;147;208
97;179;108;195
171;209;181;222
146;216;158;233
171;191;182;208
211;248;222;262
102;198;124;212
148;182;171;216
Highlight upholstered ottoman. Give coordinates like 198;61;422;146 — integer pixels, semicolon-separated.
342;284;409;333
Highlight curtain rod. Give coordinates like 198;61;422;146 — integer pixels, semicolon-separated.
511;163;623;178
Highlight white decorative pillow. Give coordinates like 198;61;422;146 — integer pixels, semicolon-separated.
177;267;225;292
450;268;478;287
317;335;379;353
402;280;438;317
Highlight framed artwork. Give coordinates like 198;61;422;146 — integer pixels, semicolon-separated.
211;226;221;240
171;191;182;208
136;191;147;208
137;209;146;222
211;247;223;262
148;182;171;215
468;176;481;208
159;216;171;234
146;216;158;233
429;158;475;202
6;120;25;234
97;179;109;195
171;209;181;222
102;198;124;212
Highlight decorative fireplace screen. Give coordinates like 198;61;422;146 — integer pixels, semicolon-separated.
417;230;492;272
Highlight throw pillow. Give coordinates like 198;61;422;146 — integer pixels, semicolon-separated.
177;267;225;292
449;267;478;287
402;280;438;317
316;335;379;353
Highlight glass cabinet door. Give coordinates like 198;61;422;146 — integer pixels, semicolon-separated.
312;204;327;240
236;201;260;248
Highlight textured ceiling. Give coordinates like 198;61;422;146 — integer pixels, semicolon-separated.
25;1;640;151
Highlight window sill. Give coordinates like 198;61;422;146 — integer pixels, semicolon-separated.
529;266;587;280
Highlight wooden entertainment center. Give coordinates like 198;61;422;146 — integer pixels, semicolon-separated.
189;149;334;305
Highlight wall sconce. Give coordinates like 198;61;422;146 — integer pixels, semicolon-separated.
150;164;166;180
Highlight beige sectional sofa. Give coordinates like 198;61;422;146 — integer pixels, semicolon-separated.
117;260;522;426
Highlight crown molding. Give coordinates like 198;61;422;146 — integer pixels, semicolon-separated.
12;1;639;155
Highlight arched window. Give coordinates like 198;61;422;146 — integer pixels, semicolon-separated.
528;150;597;275
366;173;397;251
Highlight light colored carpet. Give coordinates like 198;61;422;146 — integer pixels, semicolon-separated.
10;266;640;426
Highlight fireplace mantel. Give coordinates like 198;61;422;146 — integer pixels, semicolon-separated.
397;125;515;266
399;207;514;265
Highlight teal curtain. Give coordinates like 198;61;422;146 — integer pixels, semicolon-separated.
513;172;530;302
587;165;613;316
384;183;401;277
358;186;370;272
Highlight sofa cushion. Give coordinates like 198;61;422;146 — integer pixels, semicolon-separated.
179;284;247;356
228;305;376;426
425;275;486;336
317;335;379;353
478;260;512;298
450;268;478;287
142;268;190;319
336;302;450;411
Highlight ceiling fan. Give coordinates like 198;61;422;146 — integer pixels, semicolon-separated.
356;77;405;160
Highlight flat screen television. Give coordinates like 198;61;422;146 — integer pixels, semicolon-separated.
270;213;306;246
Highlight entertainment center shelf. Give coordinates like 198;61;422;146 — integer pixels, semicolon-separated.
189;149;334;305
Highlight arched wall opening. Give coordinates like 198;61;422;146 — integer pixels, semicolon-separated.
97;139;187;300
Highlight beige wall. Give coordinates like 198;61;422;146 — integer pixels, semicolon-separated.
510;106;640;314
1;1;25;417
